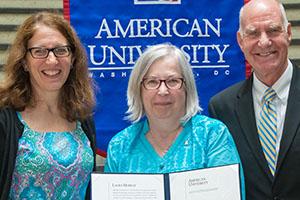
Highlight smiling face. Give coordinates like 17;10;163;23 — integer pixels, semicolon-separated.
237;0;291;85
25;25;72;96
141;56;186;122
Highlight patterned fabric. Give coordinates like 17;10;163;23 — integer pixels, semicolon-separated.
258;88;277;176
104;114;245;200
9;113;94;200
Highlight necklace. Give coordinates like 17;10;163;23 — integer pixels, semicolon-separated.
148;127;181;156
148;130;170;156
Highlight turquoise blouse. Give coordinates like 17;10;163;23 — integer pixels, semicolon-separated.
105;114;245;200
9;113;94;200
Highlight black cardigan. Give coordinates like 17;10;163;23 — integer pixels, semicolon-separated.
0;107;96;200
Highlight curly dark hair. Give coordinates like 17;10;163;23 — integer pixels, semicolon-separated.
0;12;95;122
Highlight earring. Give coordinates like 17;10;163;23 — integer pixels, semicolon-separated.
23;64;28;72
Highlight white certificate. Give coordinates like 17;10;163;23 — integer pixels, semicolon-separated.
92;173;166;200
91;164;241;200
169;164;241;200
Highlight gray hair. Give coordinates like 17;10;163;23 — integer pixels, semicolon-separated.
126;43;201;123
238;0;289;34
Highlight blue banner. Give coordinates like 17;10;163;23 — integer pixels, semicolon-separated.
65;0;246;156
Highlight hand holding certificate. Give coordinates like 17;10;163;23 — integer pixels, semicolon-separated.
92;164;241;200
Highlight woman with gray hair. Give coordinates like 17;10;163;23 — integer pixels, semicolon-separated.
104;43;244;199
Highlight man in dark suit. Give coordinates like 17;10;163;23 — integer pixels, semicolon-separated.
209;0;300;199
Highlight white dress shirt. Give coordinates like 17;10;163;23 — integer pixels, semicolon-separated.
252;60;293;166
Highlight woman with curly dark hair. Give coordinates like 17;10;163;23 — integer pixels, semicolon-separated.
0;12;96;200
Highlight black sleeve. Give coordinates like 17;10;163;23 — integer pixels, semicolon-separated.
81;116;96;200
0;108;24;200
81;116;97;166
208;99;218;119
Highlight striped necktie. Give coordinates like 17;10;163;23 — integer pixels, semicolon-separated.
258;88;277;176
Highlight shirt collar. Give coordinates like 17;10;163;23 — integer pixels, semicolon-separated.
253;60;293;104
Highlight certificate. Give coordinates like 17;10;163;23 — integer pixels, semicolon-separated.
91;164;241;200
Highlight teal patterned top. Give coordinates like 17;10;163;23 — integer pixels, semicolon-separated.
9;113;94;200
105;114;245;200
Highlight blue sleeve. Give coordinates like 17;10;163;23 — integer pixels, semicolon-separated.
206;122;246;200
104;139;118;173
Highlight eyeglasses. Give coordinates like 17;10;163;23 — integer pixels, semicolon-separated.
142;77;184;90
27;46;71;59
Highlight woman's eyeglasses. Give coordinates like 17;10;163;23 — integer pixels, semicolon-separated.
27;46;71;59
142;77;184;90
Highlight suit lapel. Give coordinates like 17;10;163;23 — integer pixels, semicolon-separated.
276;65;300;174
235;77;273;181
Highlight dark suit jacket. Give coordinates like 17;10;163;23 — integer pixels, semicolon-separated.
208;64;300;200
